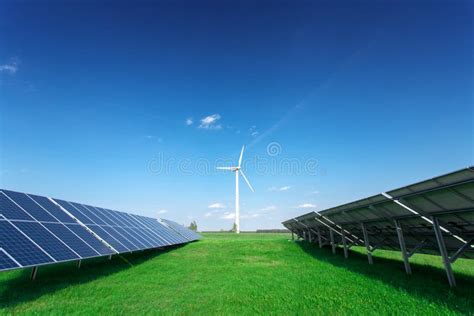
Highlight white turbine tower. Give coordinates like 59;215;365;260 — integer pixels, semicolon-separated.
216;146;254;234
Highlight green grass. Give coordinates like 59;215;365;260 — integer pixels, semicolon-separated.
0;233;473;315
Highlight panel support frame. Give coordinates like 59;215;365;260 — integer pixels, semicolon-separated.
394;219;411;275
360;223;373;265
31;266;38;281
316;227;323;248
329;228;336;254
432;216;456;287
450;239;474;264
341;227;348;258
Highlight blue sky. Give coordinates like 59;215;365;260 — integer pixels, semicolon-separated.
0;0;472;231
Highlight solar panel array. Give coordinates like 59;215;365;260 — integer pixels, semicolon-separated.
162;219;201;241
283;167;474;287
0;189;201;273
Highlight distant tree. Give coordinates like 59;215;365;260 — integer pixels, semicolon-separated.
188;220;197;232
230;223;237;233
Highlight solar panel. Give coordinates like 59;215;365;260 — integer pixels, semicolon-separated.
64;224;115;256
12;221;80;262
0;192;35;221
0;189;201;276
283;167;474;287
2;190;58;222
0;249;19;271
42;223;101;258
161;219;201;241
0;220;54;267
141;216;189;244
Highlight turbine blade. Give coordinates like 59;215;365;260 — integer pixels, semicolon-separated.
216;167;234;170
239;170;254;192
238;145;245;168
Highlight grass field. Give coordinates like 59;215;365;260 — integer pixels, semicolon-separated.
0;233;473;315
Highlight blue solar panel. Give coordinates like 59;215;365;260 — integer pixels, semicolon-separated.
54;199;94;224
0;250;19;270
129;214;172;244
13;221;79;262
0;189;199;273
93;207;158;249
124;227;155;248
72;203;107;225
144;217;187;244
96;207;126;226
162;219;201;241
29;194;76;223
155;220;189;244
100;208;156;248
130;214;168;243
0;192;34;221
100;226;139;251
122;213;170;247
86;225;129;252
112;227;145;250
2;190;58;223
43;223;101;258
65;224;115;256
0;220;53;267
86;206;116;226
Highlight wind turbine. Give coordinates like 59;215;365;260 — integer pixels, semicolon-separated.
216;146;254;234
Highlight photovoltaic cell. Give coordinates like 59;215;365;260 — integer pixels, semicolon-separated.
12;221;79;262
2;190;58;223
0;250;19;270
28;194;76;224
72;203;107;225
0;188;200;273
162;219;201;241
54;199;94;224
0;192;34;221
65;224;115;256
149;219;188;244
86;225;129;253
42;223;100;258
0;220;53;267
100;226;139;251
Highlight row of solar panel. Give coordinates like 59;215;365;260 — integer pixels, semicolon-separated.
283;167;474;259
0;189;200;272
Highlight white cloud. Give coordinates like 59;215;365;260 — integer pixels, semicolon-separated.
260;205;276;212
268;186;291;192
157;209;168;214
204;212;213;217
249;125;259;137
310;190;319;195
0;58;19;74
208;203;225;209
221;212;235;220
297;203;316;209
199;114;222;130
186;118;194;126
